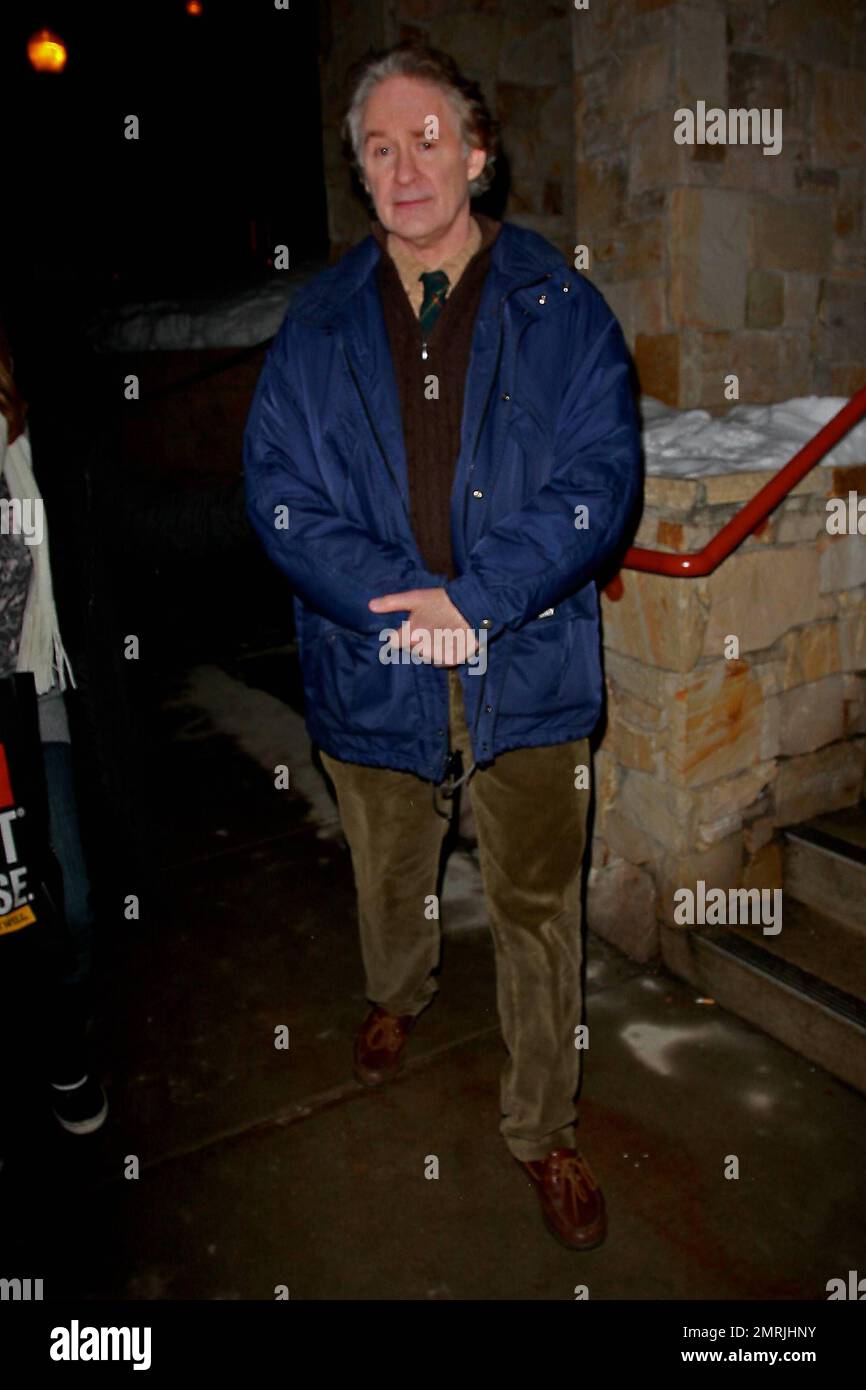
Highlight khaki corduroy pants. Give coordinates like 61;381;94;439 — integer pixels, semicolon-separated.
320;668;591;1162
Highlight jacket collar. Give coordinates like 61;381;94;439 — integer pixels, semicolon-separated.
288;217;572;331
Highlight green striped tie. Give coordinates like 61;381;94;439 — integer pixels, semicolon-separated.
419;270;450;334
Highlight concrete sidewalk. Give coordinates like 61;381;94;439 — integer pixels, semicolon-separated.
2;642;863;1300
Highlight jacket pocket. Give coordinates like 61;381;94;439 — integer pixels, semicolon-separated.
304;625;419;736
494;613;579;717
304;627;357;727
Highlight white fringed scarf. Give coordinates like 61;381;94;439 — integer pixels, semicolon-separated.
0;412;76;695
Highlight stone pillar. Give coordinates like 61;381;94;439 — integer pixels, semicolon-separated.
571;0;866;407
588;462;866;961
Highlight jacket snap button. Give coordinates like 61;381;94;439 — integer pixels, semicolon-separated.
485;705;493;714
538;293;547;305
501;392;511;401
473;488;483;499
562;284;570;293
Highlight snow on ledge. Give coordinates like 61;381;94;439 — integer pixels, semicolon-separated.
641;395;866;478
83;267;323;354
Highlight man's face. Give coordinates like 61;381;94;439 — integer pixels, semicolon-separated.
360;75;487;246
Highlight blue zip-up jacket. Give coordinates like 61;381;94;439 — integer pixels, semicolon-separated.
243;220;643;783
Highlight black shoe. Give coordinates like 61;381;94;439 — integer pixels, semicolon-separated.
50;1074;108;1134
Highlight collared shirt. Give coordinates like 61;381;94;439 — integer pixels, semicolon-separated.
385;215;483;318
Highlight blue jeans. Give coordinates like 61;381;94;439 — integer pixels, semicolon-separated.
42;741;94;992
41;741;94;1085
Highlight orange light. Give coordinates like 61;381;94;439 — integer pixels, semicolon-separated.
27;29;68;73
186;1;203;14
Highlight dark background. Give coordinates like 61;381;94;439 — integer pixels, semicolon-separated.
0;0;328;317
0;0;330;889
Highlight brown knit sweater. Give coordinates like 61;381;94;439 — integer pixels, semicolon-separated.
371;213;502;581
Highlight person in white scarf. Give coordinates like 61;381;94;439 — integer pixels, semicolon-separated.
0;407;76;699
0;349;107;1137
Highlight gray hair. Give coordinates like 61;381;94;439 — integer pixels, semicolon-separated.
342;41;498;198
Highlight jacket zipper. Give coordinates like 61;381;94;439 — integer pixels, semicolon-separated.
342;272;553;549
344;269;554;780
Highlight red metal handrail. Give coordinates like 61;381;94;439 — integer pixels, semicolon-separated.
604;384;866;600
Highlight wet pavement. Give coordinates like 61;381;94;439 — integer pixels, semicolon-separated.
2;636;864;1301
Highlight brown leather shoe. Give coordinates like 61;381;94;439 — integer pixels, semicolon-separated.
516;1147;607;1250
353;1005;416;1087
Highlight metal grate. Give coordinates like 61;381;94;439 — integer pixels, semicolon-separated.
695;926;866;1031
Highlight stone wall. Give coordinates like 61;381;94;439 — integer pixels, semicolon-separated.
571;0;866;407
319;0;575;261
589;460;866;960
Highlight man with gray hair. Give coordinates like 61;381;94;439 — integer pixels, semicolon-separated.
244;41;642;1251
